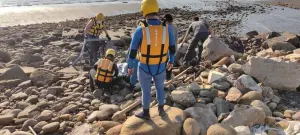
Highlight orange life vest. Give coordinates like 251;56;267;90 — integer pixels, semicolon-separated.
138;21;169;74
95;58;114;83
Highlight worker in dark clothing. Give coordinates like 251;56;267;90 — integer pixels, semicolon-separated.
181;16;214;66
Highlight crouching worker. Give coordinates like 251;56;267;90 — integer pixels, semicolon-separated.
94;49;119;92
127;0;176;120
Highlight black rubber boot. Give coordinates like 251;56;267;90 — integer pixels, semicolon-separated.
158;105;166;116
135;109;150;120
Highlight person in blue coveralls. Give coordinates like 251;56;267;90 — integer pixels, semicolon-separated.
127;0;176;120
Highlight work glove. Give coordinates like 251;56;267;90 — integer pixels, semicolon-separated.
106;35;111;41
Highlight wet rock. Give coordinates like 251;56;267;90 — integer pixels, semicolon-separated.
106;125;123;135
226;87;242;102
250;100;272;116
228;63;243;74
183;118;201;135
30;69;59;87
171;87;196;107
187;82;201;95
246;31;259;37
239;91;262;105
234;126;251;135
120;106;185;135
208;71;225;84
0;66;29;83
212;80;231;91
213;97;230;116
222;105;265;127
243;57;300;91
184;107;218;135
42;122;60;133
0;115;14;125
33;121;48;133
234;74;262;94
207;123;237;135
22;119;38;131
37;110;53;121
266;32;281;39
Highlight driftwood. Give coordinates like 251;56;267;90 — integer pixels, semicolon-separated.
112;66;192;121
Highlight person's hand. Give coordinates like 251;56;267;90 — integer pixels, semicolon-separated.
167;63;173;71
106;35;111;41
128;68;134;76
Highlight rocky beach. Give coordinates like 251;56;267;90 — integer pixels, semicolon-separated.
0;0;300;135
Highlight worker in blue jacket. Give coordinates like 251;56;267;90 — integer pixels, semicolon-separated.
127;0;176;120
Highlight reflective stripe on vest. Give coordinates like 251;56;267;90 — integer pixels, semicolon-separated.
95;59;114;83
88;17;104;36
139;22;169;75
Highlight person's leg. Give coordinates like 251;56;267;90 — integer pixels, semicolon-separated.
135;68;152;119
183;36;200;64
197;33;209;60
153;70;166;116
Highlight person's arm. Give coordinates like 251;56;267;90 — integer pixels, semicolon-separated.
113;63;119;77
103;26;111;40
127;27;143;75
168;25;176;67
181;24;193;44
84;20;93;37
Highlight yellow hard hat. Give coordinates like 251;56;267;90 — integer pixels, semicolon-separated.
141;0;159;17
96;13;105;21
105;49;116;57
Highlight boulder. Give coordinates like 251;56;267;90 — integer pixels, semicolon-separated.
207;123;237;135
120;106;186;135
202;37;240;62
211;80;231;91
187;82;201;95
17;54;43;64
42;122;60;133
243;57;300;91
208;71;224;84
222;105;265;127
263;39;296;51
0;50;11;63
22;119;38;131
226;87;242;102
0;66;29;82
234;74;262;94
184;107;218;135
92;121;121;132
30;69;59;87
250;100;272;116
183;118;201;135
171;87;196;107
228;63;243;74
106;125;123;135
0;115;14;125
234;126;251;135
239;91;262;105
213;98;230;116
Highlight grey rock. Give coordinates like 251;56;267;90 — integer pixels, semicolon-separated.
46;86;63;96
234;74;262;94
11;92;28;101
0;66;29;83
212;80;231;91
33;121;48;133
26;95;39;104
0;115;14;125
213;97;230;116
250;100;272;116
228;63;244;74
42;122;60;133
22;119;38;131
171;88;196;107
187;82;201;95
0;50;11;63
30;69;59;87
37;110;53;121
